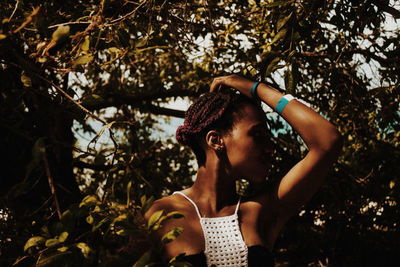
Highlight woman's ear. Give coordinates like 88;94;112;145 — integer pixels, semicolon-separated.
205;130;224;151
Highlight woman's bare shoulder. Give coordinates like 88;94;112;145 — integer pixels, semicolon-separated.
144;193;186;221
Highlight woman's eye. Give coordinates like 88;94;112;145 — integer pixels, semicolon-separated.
253;131;267;139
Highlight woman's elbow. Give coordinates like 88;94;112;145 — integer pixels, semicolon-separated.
312;128;343;157
322;128;343;157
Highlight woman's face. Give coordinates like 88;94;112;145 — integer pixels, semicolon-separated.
222;103;275;182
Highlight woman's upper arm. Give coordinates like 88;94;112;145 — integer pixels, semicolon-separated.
273;136;342;222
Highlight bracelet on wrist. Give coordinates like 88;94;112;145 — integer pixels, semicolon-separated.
250;81;261;100
276;94;295;115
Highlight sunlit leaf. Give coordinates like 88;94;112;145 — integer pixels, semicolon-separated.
58;232;68;243
113;214;127;223
21;72;32;87
81;36;90;51
45;238;60;248
73;54;93;67
52;25;70;42
76;242;92;259
141;196;155;215
132;250;152;267
147;210;163;230
57;246;69;252
265;57;282;76
263;0;294;8
127;180;133;206
80;195;99;207
37;251;72;266
277;12;292;31
24;236;45;252
161;227;184;244
86;215;94;224
92;217;110;232
271;27;288;45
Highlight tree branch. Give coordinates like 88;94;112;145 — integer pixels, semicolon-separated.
374;2;400;19
83;88;197;116
73;160;113;171
299;49;397;66
148;105;185;118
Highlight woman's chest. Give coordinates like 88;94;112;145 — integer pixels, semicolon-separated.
164;204;267;256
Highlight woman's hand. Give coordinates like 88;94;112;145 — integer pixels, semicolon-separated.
209;74;254;97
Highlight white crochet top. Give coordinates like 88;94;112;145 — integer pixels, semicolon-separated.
173;191;248;267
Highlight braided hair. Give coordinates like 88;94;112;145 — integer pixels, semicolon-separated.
176;91;260;166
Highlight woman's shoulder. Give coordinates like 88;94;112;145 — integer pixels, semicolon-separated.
144;192;188;221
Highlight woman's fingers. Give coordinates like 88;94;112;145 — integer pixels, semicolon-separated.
209;77;224;92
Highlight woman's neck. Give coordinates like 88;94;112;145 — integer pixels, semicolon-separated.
188;163;238;216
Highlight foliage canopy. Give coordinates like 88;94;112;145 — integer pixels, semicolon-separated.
0;0;399;266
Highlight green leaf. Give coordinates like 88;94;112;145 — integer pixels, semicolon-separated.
21;72;32;87
271;27;288;45
92;217;110;232
37;251;72;266
140;195;147;206
52;25;70;43
127;180;133;206
165;211;184;220
147;210;163;230
133;250;152;267
58;232;68;243
73;54;94;67
83;94;104;106
80;36;90;51
265;57;282;76
116;229;126;236
141;196;155;215
161;227;184;244
75;242;92;259
107;47;122;55
263;0;294;8
45;238;60;248
135;37;148;48
24;236;45;252
284;69;294;93
57;246;69;252
86;215;94;224
79;195;99;207
60;210;74;230
113;214;127;223
277;12;292;31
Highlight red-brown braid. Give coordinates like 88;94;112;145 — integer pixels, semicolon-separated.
176;91;259;165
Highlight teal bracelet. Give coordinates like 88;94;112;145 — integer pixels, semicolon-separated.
276;94;295;115
250;82;261;100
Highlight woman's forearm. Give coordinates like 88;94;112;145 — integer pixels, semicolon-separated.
256;83;342;154
210;75;341;154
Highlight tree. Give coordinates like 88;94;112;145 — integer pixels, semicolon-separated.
0;0;399;266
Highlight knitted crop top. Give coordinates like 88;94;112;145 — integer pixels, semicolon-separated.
172;192;274;267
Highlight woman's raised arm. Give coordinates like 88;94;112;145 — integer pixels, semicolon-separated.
210;74;342;222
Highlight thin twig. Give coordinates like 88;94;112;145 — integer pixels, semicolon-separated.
32;73;107;124
106;0;148;25
9;0;20;20
42;153;62;220
47;21;91;29
13;6;40;33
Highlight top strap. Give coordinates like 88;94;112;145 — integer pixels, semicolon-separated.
173;191;242;218
234;197;241;215
173;191;203;219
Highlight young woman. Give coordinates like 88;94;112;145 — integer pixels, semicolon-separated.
145;74;342;266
